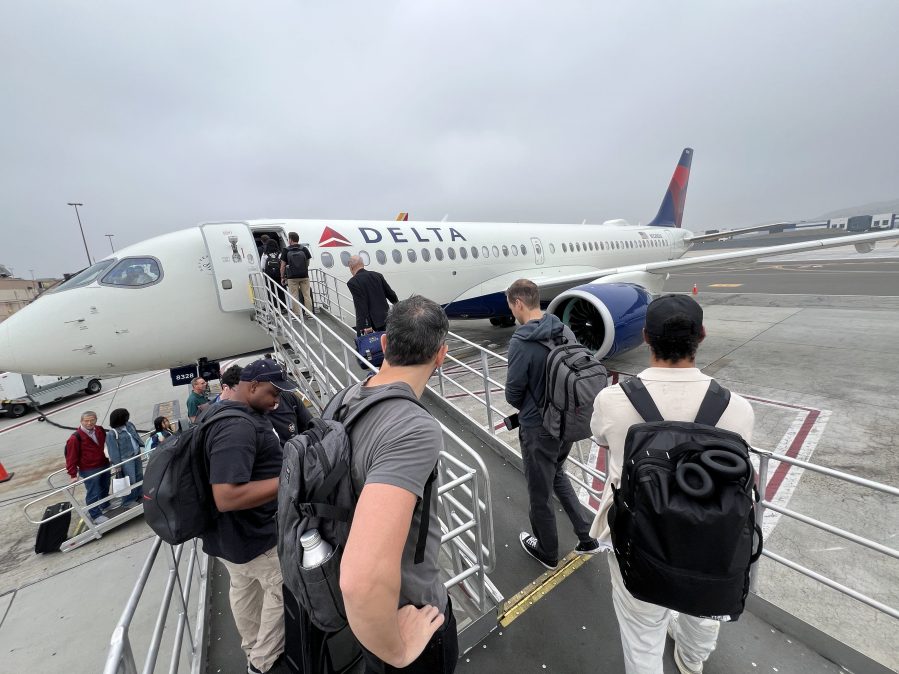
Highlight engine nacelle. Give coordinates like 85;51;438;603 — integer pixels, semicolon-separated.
547;282;653;359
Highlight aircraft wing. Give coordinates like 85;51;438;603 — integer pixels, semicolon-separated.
531;229;899;295
683;222;796;243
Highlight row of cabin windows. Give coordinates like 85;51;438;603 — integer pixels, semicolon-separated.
319;237;666;269
321;243;530;269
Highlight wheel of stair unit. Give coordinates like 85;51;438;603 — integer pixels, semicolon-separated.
85;379;102;395
10;403;28;418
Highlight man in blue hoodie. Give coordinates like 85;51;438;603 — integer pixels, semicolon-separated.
504;279;599;569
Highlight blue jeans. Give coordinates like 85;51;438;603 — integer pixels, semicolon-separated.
79;466;111;520
119;455;144;505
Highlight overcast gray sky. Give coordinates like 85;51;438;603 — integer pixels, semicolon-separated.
2;1;898;278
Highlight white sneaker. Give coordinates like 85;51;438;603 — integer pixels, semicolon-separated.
93;514;110;525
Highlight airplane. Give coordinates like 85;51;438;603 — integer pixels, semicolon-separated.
2;147;897;377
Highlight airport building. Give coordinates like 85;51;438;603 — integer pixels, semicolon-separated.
0;274;61;322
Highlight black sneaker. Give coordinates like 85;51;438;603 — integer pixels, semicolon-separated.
519;532;558;570
575;538;601;555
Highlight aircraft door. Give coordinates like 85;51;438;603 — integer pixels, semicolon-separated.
200;222;258;312
531;237;545;265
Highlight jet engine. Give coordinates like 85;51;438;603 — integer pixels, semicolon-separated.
546;282;653;359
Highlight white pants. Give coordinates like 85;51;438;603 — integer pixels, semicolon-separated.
220;546;285;672
607;553;719;674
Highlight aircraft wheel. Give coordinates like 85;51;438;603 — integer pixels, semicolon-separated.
86;379;102;395
10;404;28;418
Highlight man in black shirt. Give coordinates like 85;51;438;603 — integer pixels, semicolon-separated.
347;255;399;334
201;358;296;674
280;231;312;312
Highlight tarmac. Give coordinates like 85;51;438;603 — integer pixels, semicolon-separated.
0;247;897;672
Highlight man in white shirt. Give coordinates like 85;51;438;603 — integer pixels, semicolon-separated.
590;294;755;674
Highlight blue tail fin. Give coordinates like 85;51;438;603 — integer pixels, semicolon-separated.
647;148;693;228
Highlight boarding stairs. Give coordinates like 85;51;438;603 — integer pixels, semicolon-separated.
93;270;898;673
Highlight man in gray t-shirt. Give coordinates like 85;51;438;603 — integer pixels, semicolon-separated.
340;296;458;673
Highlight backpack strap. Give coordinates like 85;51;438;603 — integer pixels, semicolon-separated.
694;380;731;426
414;464;438;564
620;377;665;423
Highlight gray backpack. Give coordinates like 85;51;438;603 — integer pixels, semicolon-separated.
542;337;608;443
277;385;437;633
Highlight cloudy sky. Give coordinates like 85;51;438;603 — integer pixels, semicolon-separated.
2;2;898;278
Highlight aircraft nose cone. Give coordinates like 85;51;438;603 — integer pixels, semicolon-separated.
0;317;18;372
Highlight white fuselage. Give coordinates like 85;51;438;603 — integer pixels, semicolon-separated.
0;218;690;375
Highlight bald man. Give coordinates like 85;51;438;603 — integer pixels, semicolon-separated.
347;255;399;335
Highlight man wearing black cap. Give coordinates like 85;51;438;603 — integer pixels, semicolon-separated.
201;358;297;674
588;295;755;674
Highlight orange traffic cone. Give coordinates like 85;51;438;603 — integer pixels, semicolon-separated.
0;461;13;484
692;283;698;296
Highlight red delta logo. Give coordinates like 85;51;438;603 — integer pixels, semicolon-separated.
319;226;352;247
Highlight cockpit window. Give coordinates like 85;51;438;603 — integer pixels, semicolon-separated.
100;257;162;287
50;259;117;293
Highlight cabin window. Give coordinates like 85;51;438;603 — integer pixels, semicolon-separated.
511;245;519;256
549;243;555;254
407;249;417;263
482;246;489;258
359;251;371;265
562;243;567;253
492;245;499;257
448;247;457;260
535;243;542;256
376;250;387;265
422;248;431;262
392;250;402;264
576;243;581;252
100;257;162;287
471;246;479;259
340;251;352;266
502;245;509;257
435;247;444;261
520;244;527;256
460;247;468;260
322;252;335;268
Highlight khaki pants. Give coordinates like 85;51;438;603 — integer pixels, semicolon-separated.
287;277;312;312
607;554;719;674
220;547;285;672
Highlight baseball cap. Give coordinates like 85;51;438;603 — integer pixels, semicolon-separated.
644;294;703;338
239;358;298;391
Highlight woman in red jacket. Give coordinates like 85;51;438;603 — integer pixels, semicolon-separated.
65;410;111;524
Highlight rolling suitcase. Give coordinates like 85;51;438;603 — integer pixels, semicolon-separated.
34;502;72;554
283;585;363;674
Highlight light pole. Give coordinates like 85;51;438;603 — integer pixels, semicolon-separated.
105;234;115;253
29;269;35;282
67;202;92;266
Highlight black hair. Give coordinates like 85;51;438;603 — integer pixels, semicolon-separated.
384;295;448;367
288;231;299;243
263;239;279;253
645;317;702;362
109;408;130;428
154;416;169;432
221;364;243;389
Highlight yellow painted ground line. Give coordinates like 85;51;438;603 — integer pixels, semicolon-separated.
498;552;592;627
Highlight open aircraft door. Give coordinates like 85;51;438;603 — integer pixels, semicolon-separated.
531;237;545;265
200;222;258;312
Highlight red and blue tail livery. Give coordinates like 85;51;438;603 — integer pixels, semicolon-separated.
647;147;693;228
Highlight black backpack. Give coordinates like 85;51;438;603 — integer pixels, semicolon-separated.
278;385;437;633
608;378;762;621
541;335;608;443
143;406;255;545
263;252;281;278
286;246;310;277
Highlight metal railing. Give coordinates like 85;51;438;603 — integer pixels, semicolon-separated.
23;451;150;552
250;273;501;620
103;537;210;674
308;267;899;626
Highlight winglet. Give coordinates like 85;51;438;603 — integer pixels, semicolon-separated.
647;148;693;228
